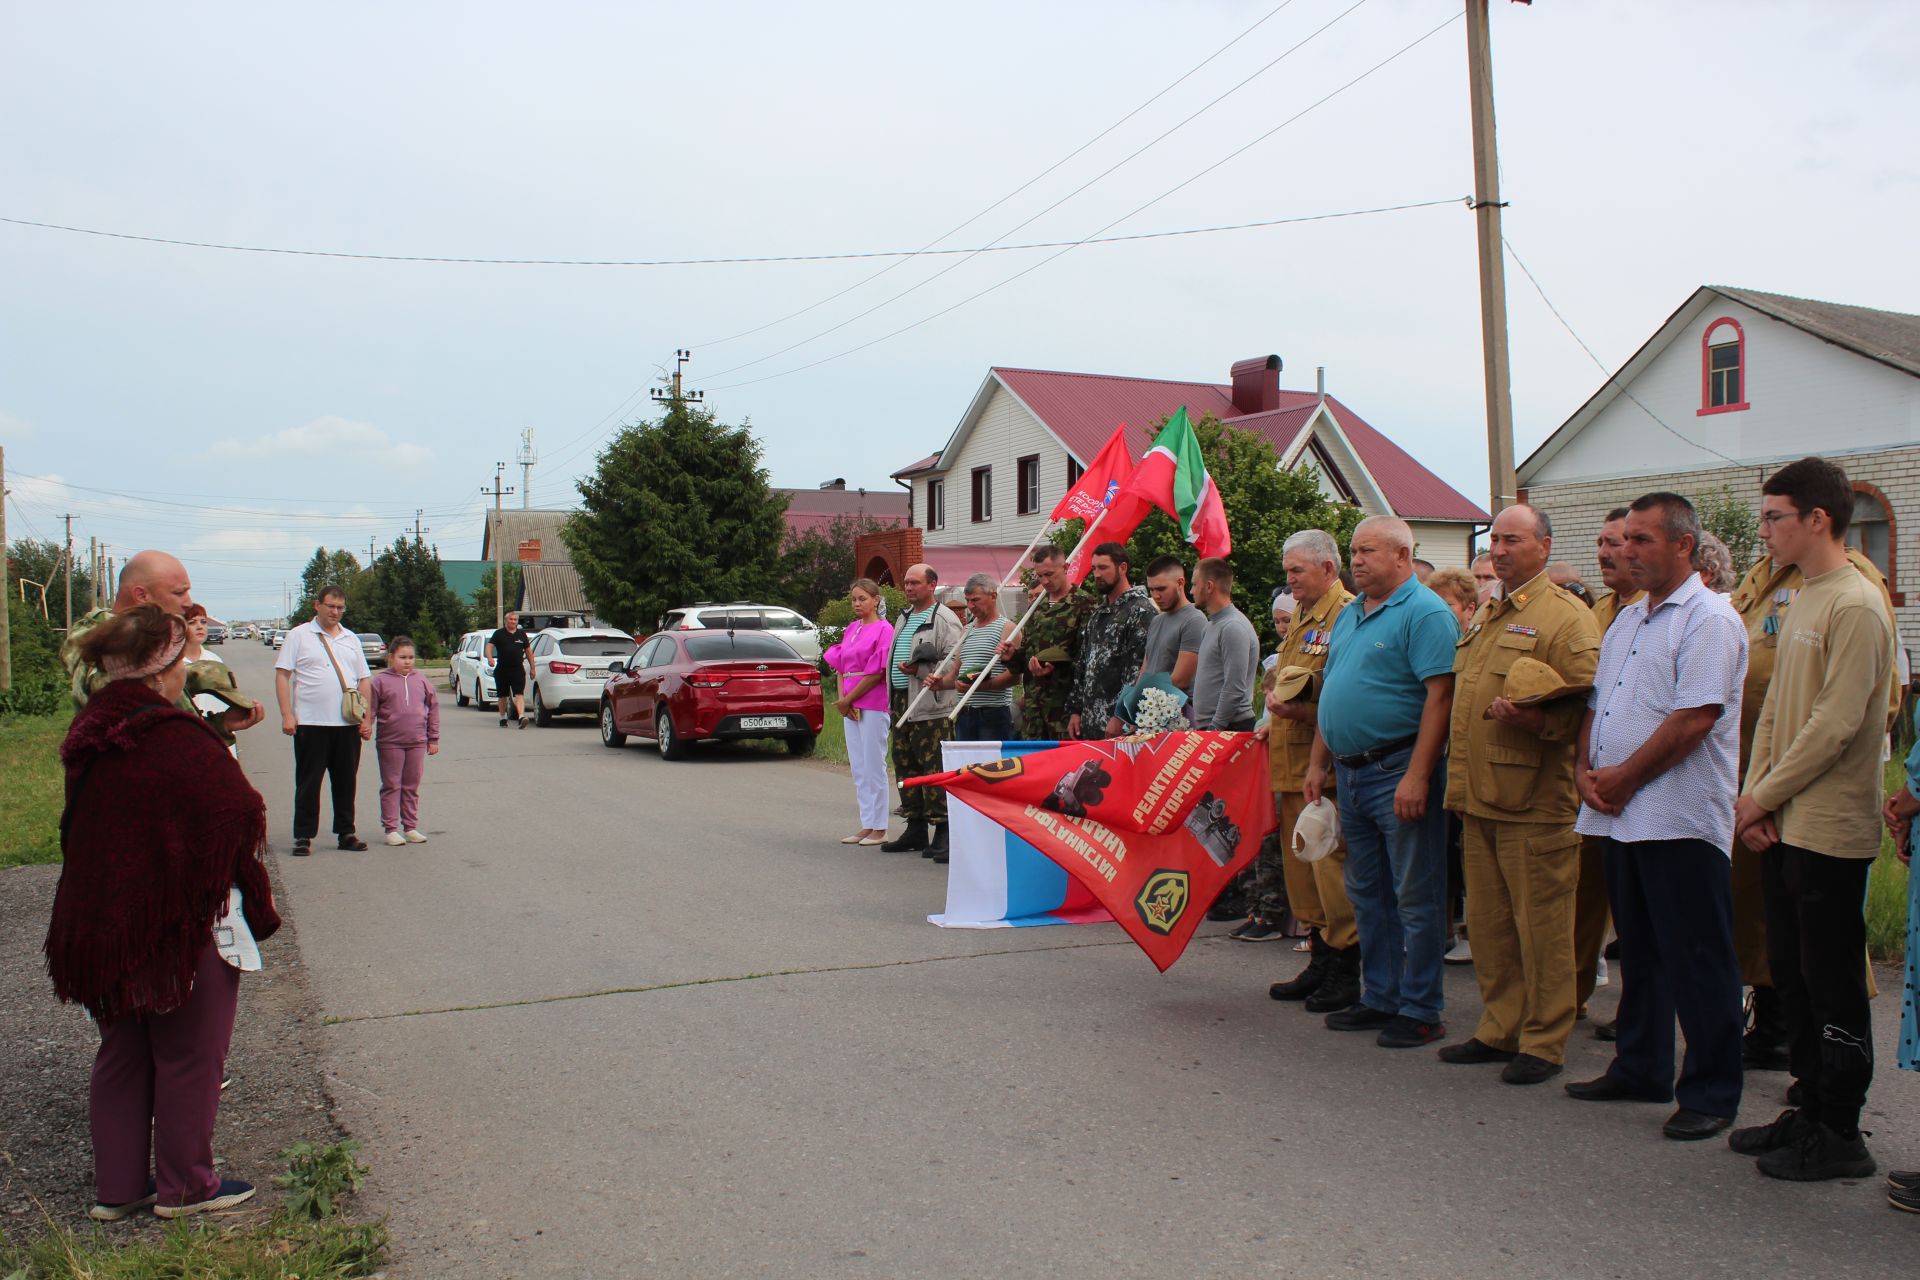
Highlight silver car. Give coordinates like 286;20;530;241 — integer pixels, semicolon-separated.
656;603;821;662
527;628;640;724
450;630;498;708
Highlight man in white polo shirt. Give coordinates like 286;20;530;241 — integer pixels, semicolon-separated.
274;585;373;856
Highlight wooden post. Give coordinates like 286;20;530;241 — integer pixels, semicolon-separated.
62;512;74;630
1466;0;1516;514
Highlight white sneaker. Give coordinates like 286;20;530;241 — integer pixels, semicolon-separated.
405;830;427;843
384;831;406;846
1595;955;1609;988
1444;937;1474;965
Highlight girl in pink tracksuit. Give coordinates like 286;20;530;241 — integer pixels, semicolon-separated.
360;637;441;845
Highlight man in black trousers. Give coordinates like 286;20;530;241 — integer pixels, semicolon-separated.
275;585;373;855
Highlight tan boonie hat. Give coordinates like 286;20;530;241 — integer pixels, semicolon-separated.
1502;655;1591;706
185;659;256;711
1291;796;1340;863
1270;664;1315;703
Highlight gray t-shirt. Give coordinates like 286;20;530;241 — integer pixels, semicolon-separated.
1141;603;1208;680
1191;604;1260;729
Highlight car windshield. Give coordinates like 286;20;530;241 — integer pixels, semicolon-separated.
358;634;382;642
684;633;799;662
559;636;637;657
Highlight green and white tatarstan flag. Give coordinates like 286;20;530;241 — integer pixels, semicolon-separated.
1101;407;1231;556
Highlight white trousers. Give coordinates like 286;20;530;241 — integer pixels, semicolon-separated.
844;709;893;829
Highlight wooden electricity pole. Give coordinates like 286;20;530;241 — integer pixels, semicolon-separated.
483;463;515;629
1466;0;1516;514
0;445;10;692
62;512;75;630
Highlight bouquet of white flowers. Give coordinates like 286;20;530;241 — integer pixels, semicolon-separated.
1133;686;1187;734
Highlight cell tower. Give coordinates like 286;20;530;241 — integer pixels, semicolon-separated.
518;427;537;509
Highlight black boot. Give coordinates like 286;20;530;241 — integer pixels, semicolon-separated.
1304;945;1361;1013
925;824;950;863
1269;930;1330;1001
1744;985;1791;1070
880;820;929;853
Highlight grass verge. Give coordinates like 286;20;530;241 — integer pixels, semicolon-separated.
0;1215;388;1279
1866;850;1909;963
0;711;72;869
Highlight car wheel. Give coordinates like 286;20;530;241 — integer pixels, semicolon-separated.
455;672;470;707
787;733;816;757
533;684;555;726
656;704;688;761
600;701;627;748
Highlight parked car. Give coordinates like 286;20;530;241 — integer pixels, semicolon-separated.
205;625;226;645
527;628;638;725
600;630;822;759
656;603;822;663
358;633;388;668
262;628;277;646
271;630;287;650
449;630;497;708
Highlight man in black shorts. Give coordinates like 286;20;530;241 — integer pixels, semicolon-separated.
486;611;533;728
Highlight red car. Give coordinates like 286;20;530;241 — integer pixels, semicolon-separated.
600;630;823;759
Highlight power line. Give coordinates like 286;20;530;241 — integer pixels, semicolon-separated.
1500;234;1744;468
695;0;1307;350
709;9;1464;393
699;0;1375;384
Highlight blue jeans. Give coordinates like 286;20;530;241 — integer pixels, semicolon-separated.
954;704;1016;743
1335;746;1449;1023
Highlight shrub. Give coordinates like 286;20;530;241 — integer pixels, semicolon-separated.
815;584;908;654
275;1139;369;1220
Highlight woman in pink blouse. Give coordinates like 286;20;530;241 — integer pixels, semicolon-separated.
822;579;895;845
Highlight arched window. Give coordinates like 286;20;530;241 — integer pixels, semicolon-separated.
1846;482;1897;597
1697;317;1749;415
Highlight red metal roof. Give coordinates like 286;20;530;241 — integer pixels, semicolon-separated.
973;367;1487;523
776;486;908;538
891;451;942;478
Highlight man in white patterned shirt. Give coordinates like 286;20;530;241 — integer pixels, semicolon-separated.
1565;492;1749;1142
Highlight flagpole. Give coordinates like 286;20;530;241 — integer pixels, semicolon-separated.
950;508;1111;722
896;518;1065;723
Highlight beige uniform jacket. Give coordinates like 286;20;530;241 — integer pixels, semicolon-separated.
1445;572;1601;823
1266;581;1353;793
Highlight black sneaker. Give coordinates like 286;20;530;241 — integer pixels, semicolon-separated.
1230;918;1287;942
1742;1034;1791;1071
1888;1169;1920;1192
291;838;311;858
1436;1037;1516;1065
1728;1108;1814;1157
1377;1016;1446;1049
1324;1003;1396;1032
1756;1121;1876;1182
1501;1054;1562;1085
499;716;509;727
1891;1185;1920;1214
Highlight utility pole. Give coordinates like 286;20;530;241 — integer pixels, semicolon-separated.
1465;0;1516;514
62;513;75;630
414;509;426;543
368;536;377;567
0;445;9;692
650;349;704;411
518;428;537;510
88;536;99;610
482;463;515;629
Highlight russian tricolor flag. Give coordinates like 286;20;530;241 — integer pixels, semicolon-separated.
927;740;1114;930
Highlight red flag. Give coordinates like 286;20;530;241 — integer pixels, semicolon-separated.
904;732;1274;971
1051;425;1134;524
1099;407;1231;558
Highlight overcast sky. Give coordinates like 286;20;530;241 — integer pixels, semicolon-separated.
3;0;1914;618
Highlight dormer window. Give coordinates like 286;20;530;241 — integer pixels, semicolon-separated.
1698;316;1750;415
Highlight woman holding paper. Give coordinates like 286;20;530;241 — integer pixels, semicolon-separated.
823;579;895;846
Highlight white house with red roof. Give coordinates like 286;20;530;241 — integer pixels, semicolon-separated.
888;355;1487;581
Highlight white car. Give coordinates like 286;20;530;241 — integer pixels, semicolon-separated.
657;603;821;662
450;630;498;708
271;630;286;650
527;628;640;724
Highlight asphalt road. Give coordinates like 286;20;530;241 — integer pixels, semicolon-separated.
220;643;1920;1279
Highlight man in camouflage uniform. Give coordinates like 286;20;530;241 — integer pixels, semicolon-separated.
880;563;965;859
1726;538;1897;1067
1066;543;1154;740
1001;545;1091;740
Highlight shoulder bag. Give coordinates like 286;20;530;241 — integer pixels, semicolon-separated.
315;626;368;723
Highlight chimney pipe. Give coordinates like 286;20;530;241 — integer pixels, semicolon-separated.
1316;366;1325;399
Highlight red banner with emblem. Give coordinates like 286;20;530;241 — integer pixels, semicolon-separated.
904;731;1273;971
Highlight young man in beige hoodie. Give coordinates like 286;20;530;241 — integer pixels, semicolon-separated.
1731;456;1892;1182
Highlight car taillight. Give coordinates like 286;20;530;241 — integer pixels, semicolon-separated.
796;674;821;685
690;676;726;688
549;660;581;674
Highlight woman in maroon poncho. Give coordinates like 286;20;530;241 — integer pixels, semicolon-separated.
45;605;281;1220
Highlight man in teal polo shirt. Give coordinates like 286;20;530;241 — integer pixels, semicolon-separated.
1304;517;1459;1049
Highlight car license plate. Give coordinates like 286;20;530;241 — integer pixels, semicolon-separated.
739;715;787;730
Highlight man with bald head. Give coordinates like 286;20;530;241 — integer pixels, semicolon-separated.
1440;504;1601;1084
880;563;964;858
62;552;266;733
1305;517;1459;1048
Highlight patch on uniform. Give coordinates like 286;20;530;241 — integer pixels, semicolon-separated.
1134;869;1191;936
1505;624;1538;637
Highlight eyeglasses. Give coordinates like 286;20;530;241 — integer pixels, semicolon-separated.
1759;510;1803;527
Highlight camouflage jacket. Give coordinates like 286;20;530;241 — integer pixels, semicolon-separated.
1011;589;1093;739
1070;585;1155;727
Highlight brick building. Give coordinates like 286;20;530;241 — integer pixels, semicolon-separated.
1518;286;1920;649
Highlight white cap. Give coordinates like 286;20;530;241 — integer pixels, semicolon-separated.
1291;797;1341;863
